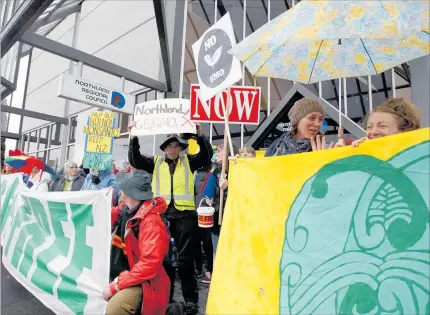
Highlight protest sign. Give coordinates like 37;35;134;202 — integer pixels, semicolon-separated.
1;173;111;315
83;151;112;170
86;135;112;153
83;111;118;170
191;12;242;102
131;98;196;137
190;84;261;124
207;128;430;315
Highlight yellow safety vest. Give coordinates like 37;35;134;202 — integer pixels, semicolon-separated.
152;155;195;211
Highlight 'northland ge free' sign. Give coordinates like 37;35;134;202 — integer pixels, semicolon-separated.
58;74;135;114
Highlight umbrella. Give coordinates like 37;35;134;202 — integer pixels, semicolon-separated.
229;0;430;83
5;156;57;179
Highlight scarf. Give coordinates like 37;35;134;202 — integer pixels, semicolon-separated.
64;174;80;191
273;131;312;156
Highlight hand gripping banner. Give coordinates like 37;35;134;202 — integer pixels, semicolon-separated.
1;174;111;315
207;128;430;315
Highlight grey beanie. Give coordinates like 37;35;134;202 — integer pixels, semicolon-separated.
288;98;324;127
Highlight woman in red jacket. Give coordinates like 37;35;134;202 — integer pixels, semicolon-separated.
104;170;170;315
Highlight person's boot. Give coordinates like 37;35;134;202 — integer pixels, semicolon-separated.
185;302;198;315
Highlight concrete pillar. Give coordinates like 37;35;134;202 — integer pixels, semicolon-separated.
410;56;430;127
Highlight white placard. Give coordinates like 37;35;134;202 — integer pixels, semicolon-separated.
192;12;243;102
58;74;135;114
131;98;196;137
1;173;111;315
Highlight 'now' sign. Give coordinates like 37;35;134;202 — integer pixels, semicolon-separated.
190;84;261;124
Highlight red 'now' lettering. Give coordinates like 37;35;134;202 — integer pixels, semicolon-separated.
190;84;261;125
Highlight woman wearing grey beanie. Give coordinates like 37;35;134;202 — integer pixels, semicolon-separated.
265;98;325;157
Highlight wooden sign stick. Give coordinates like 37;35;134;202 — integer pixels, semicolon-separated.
218;90;234;225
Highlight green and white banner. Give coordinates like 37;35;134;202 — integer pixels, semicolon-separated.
1;173;111;315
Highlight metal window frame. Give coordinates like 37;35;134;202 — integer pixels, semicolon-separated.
1;0;56;57
20;32;168;91
1;104;69;124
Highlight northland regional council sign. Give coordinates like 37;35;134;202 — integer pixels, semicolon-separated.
58;74;135;114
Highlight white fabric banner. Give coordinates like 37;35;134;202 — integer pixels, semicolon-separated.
1;173;111;315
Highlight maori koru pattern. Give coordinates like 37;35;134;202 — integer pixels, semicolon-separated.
280;141;430;315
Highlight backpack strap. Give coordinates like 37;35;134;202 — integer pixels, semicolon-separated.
199;171;212;193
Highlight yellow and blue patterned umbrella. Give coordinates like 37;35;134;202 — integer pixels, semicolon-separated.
230;0;430;84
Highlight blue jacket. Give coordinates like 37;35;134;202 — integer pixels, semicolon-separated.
81;170;119;200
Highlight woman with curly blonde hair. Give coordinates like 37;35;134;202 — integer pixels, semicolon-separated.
353;97;421;147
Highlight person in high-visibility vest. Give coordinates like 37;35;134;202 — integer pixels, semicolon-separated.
128;122;212;315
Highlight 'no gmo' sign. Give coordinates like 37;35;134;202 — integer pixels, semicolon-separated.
198;29;233;88
192;12;242;102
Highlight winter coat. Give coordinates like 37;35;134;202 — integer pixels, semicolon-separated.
110;197;170;315
265;131;313;157
81;170;119;200
50;174;86;192
28;172;51;192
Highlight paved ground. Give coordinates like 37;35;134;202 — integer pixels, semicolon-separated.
1;262;209;315
1;263;55;315
172;273;209;315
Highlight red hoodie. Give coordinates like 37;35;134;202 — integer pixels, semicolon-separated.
110;197;170;315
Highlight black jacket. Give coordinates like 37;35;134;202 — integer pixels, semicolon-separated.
128;135;213;218
128;136;213;174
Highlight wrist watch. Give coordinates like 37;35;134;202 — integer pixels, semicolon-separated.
114;277;119;291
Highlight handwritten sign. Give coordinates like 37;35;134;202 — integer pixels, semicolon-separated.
83;112;120;137
83;152;112;171
83;111;117;170
131;98;196;137
86;135;112;153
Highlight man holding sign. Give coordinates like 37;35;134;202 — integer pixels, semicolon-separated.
128;122;212;315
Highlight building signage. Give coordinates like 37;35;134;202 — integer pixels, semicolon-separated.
131;98;196;137
192;12;242;102
58;74;135;114
190;84;261;124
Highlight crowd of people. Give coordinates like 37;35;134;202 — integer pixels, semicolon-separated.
1;96;422;315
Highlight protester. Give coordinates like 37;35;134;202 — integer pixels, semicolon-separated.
128;122;212;315
2;163;13;174
194;161;216;284
79;164;90;175
239;146;256;158
353;97;421;147
26;166;51;192
81;169;119;202
50;160;86;192
265;98;325;157
209;143;239;256
105;170;170;315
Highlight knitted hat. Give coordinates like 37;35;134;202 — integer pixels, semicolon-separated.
288;98;324;127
